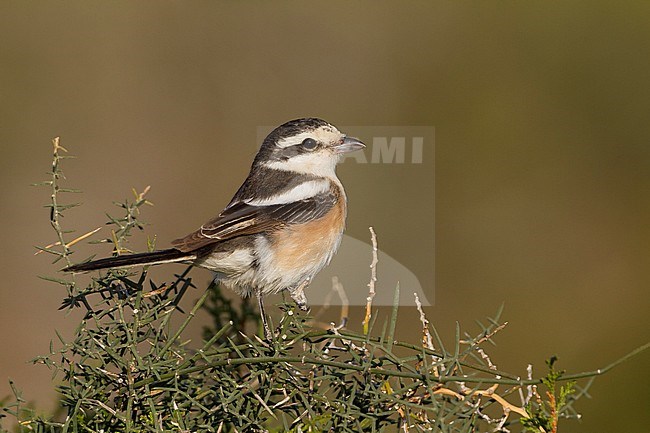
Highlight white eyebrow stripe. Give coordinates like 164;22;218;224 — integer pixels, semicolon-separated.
244;179;330;206
275;125;342;148
276;131;315;148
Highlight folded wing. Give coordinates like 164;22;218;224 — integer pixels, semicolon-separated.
171;191;338;252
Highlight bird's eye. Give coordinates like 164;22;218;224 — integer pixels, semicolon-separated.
301;138;318;151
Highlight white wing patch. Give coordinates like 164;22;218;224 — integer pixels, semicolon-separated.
244;179;330;206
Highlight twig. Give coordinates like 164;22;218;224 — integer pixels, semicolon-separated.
460;321;508;346
560;340;650;381
49;137;73;267
34;227;102;255
432;387;528;418
363;226;378;334
415;293;440;378
414;293;435;352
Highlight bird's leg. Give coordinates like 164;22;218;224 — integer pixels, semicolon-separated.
256;289;272;340
288;278;311;312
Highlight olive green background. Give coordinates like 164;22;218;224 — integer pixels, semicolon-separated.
1;2;649;431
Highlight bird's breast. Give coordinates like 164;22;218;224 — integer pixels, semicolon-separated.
255;195;346;292
275;199;345;267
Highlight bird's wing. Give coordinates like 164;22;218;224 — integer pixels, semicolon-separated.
171;192;337;252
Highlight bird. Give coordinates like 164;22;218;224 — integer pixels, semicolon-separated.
63;118;365;338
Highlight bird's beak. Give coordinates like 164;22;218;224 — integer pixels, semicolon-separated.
334;136;366;154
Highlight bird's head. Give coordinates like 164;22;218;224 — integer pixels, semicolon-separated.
254;118;365;178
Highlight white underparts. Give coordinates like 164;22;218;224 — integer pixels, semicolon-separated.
197;247;254;274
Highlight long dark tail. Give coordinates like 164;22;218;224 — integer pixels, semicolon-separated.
62;248;196;273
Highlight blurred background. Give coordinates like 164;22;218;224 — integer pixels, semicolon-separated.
1;2;649;431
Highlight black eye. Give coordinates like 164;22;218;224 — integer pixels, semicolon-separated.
301;138;318;150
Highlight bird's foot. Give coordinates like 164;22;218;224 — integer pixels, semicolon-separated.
295;299;310;312
288;280;311;312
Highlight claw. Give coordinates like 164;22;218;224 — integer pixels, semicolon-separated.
296;300;310;312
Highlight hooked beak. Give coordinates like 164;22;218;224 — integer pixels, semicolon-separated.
334;136;366;154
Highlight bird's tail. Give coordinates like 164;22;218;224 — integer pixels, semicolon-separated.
62;249;196;273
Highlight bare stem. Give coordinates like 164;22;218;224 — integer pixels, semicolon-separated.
49;137;73;267
363;226;378;334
